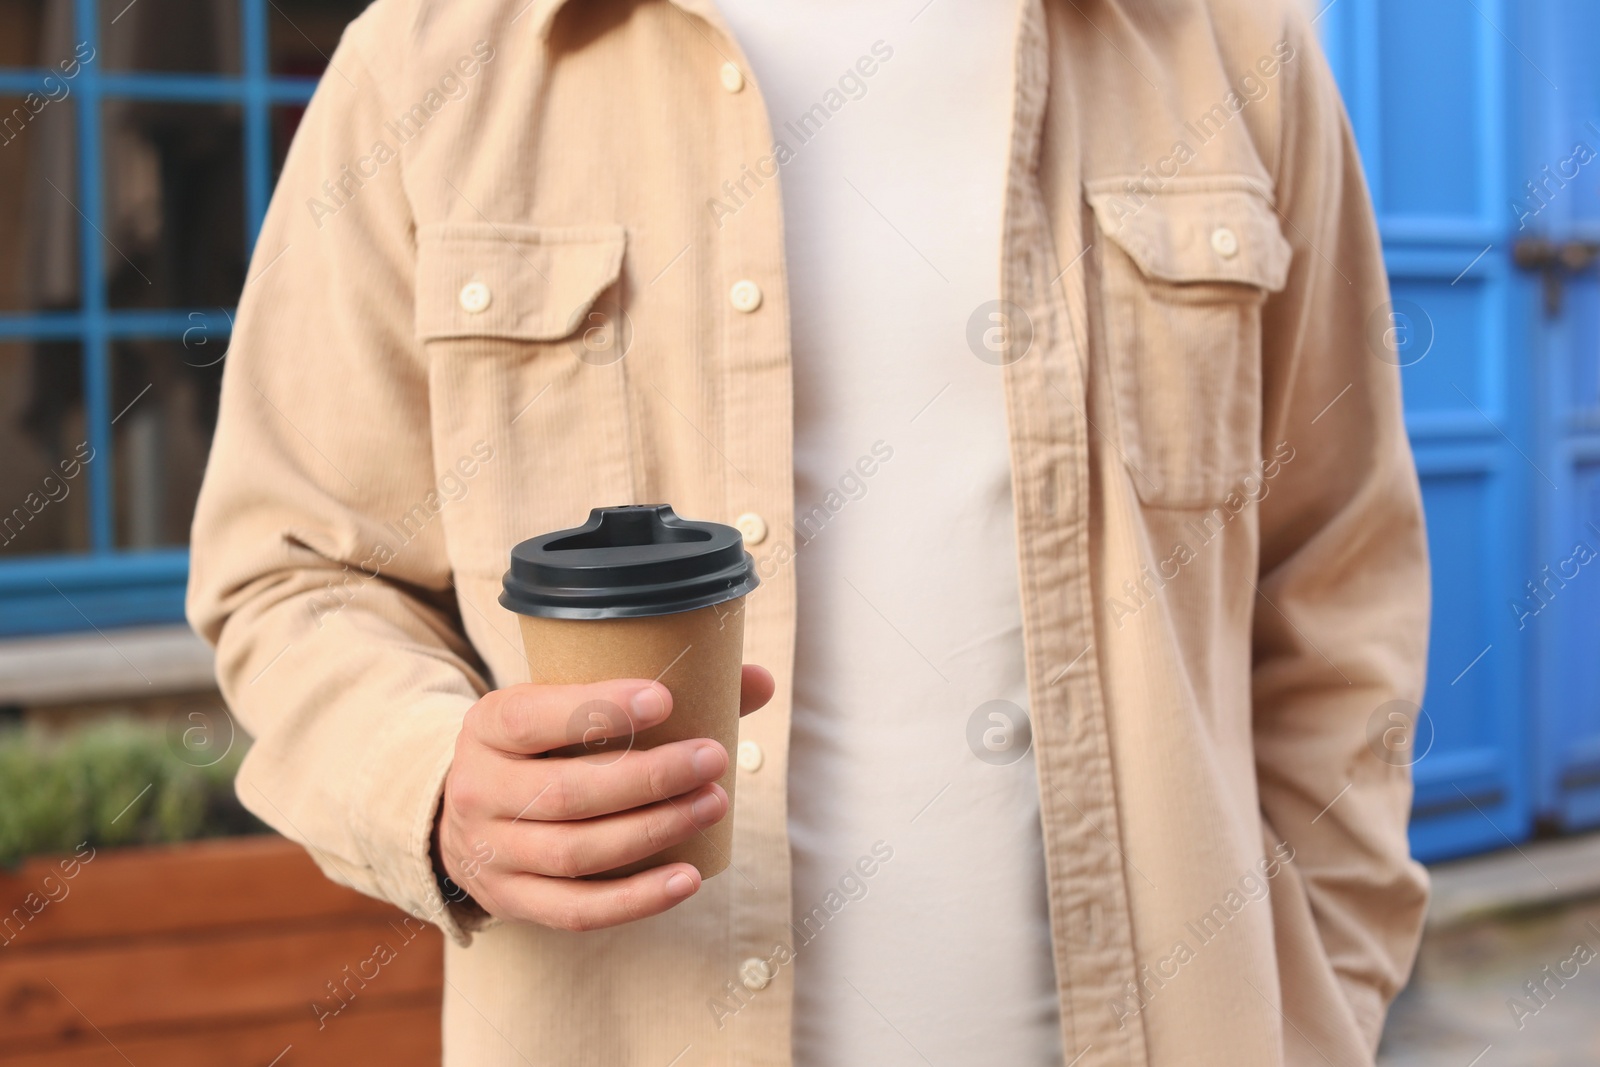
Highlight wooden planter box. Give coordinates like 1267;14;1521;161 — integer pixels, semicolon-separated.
0;835;443;1065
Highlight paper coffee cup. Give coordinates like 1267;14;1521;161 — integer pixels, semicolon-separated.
499;505;759;880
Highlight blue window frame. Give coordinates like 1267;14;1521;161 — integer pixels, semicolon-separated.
0;0;359;636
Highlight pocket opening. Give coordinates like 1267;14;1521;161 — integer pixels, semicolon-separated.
414;223;626;344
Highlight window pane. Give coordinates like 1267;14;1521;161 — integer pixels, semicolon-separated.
270;103;305;188
103;101;245;309
112;339;222;549
0;341;91;557
269;0;369;76
0;95;78;312
0;1;94;71
0;0;51;67
99;0;241;74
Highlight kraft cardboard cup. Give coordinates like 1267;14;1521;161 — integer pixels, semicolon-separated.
499;505;759;880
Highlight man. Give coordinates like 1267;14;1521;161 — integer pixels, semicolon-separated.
188;0;1431;1064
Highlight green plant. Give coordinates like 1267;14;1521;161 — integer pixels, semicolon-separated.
0;717;267;867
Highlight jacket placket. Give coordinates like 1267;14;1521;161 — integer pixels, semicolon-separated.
997;1;1148;1063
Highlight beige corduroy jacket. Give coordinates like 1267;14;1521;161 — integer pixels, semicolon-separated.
186;0;1432;1063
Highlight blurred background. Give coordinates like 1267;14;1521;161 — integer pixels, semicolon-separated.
0;0;1597;1064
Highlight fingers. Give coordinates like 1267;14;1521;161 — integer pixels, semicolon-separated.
470;665;773;755
499;739;728;822
494;862;705;932
739;664;775;716
468;679;671;755
496;784;728;878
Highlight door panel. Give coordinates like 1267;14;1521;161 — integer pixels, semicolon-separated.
1373;2;1489;222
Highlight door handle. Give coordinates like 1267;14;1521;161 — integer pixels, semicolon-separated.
1512;237;1600;316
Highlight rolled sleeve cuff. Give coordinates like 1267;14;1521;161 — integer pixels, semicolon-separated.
352;690;497;947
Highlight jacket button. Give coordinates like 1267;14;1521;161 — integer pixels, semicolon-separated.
458;281;492;314
1210;226;1239;259
737;740;764;772
729;279;763;313
734;511;767;545
739;957;774;991
720;62;745;93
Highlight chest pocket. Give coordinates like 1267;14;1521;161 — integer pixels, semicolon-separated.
1088;182;1292;509
413;221;636;589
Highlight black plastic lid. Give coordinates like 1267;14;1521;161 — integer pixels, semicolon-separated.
499;505;760;620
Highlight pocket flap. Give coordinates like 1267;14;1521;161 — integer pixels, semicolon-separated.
415;223;626;342
1086;181;1292;292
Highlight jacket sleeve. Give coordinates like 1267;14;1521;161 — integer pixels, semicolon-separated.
1252;10;1432;1052
186;17;491;946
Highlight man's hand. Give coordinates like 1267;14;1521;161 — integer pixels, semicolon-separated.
433;665;775;932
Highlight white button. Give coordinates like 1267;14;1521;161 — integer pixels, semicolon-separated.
739;957;773;991
458;281;492;314
737;740;764;772
729;279;763;313
734;511;767;546
1210;227;1239;259
720;62;744;93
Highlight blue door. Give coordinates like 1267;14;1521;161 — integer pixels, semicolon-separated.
1527;1;1600;833
1322;0;1600;860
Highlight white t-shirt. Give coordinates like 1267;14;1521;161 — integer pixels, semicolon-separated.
712;2;1063;1063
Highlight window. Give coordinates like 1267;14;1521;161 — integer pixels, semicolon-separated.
0;0;368;636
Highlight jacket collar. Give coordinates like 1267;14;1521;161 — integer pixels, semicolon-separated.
520;0;729;41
